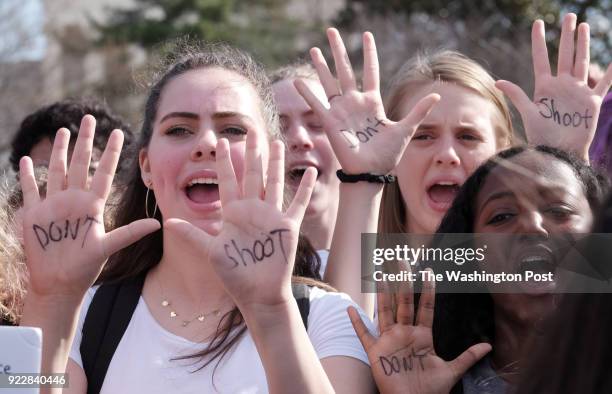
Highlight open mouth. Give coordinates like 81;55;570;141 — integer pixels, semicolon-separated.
518;254;556;276
184;177;220;204
426;182;460;210
515;251;558;294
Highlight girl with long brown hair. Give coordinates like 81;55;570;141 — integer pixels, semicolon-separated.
18;42;377;393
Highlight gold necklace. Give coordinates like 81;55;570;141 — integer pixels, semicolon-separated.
161;299;222;327
156;273;222;327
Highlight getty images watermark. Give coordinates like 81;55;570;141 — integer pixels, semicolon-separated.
360;233;612;294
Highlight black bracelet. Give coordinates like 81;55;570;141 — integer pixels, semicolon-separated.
336;169;396;184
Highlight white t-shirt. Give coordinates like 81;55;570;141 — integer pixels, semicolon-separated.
69;285;374;394
317;249;330;277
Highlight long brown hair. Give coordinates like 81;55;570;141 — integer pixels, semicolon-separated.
379;50;514;234
99;41;330;375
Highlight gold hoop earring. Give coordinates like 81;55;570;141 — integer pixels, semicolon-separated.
145;185;158;219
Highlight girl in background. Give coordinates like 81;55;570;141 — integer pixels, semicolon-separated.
271;63;341;275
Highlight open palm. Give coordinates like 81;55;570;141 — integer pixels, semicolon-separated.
20;115;160;298
496;14;612;161
295;29;440;175
348;271;491;394
164;133;315;309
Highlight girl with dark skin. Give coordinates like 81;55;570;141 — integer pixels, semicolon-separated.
349;146;609;393
297;14;612;317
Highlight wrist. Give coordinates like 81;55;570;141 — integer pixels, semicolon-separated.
336;169;396;184
21;291;83;328
339;181;384;199
23;288;83;314
239;296;297;330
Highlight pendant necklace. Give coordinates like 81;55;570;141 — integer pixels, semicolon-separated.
156;274;222;327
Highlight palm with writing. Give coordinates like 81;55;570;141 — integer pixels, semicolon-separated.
496;13;612;161
164;133;315;309
348;271;491;394
20;115;161;299
295;29;440;175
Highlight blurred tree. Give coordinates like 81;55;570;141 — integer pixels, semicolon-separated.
0;0;50;160
95;0;323;66
338;0;610;66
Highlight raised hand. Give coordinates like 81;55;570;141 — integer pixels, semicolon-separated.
295;28;440;175
20;115;160;299
164;132;315;309
496;13;612;161
348;270;491;394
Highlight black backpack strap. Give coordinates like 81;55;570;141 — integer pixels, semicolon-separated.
80;273;146;394
291;283;311;330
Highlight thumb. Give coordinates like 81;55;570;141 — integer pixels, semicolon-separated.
286;167;317;223
593;63;612;98
448;342;492;381
495;80;532;116
103;218;161;258
395;93;440;142
347;306;376;352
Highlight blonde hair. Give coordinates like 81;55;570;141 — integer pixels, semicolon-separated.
380;50;514;234
269;61;318;84
0;177;27;324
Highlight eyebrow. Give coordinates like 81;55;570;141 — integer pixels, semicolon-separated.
454;124;479;130
159;112;198;123
538;185;578;201
212;111;254;123
279;110;316;119
417;121;479;129
480;191;515;210
159;111;255;124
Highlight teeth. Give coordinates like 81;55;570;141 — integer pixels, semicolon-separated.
522;255;547;263
188;177;218;186
437;182;457;186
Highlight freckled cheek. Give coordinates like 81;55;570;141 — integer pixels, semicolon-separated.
396;145;433;182
397;162;426;209
397;150;428;188
462;157;481;175
149;150;184;195
480;142;497;159
459;148;491;175
402;142;439;169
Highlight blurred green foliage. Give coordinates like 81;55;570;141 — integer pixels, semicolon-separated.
96;0;610;67
337;0;611;65
96;0;322;66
